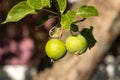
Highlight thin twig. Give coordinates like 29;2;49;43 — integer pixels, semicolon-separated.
73;18;86;23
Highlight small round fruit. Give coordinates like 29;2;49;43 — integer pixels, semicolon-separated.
45;39;67;60
65;34;87;55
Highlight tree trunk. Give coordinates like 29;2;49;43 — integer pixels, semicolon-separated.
33;0;120;80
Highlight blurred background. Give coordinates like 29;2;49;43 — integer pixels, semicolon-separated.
0;0;120;80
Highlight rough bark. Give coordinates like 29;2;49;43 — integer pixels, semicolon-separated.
33;0;120;80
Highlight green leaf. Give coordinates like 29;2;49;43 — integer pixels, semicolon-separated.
35;14;49;30
70;24;79;32
27;0;51;10
55;0;67;14
77;5;98;18
80;26;96;49
1;1;37;24
61;10;76;29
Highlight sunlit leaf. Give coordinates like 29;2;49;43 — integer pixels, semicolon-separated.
27;0;51;10
77;5;98;18
2;1;37;24
55;0;67;14
61;10;76;29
